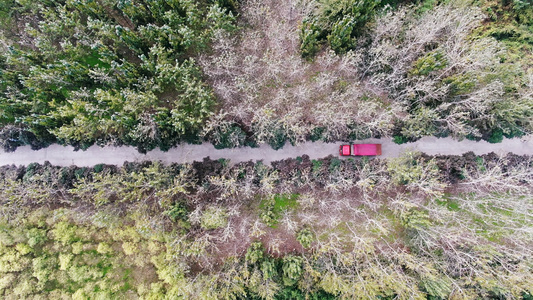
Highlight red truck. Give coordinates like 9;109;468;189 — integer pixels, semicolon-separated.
339;144;382;156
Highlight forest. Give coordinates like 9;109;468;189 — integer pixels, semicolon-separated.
0;152;532;298
0;0;531;152
0;0;532;299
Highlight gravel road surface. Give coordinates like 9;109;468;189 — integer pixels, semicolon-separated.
1;136;532;167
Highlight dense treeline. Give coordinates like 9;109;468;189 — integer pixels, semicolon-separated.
0;0;236;152
1;152;532;298
1;0;531;152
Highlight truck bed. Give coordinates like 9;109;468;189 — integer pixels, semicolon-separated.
352;144;382;156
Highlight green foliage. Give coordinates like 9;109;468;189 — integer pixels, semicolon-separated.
488;128;504;143
401;106;439;140
210;123;247;149
442;73;477;96
387;151;445;195
122;241;138;256
296;228;314;248
260;199;278;227
300;21;322;59
52;221;79;246
164;202;189;222
200;206;228;230
410;51;448;77
273;194;299;211
328;16;357;54
281;255;303;286
415;0;439;14
260;194;299;227
261;259;278;280
328;157;342;172
420;277;451;299
26;228;47;247
96;242;113;255
0;0;15;30
245;242;265;265
0;216;171;298
399;208;432;231
301;0;383;56
267;126;288;150
393;135;410;144
309;127;326;142
0;150;532;299
312;159;324;173
479;0;533;55
216;0;239;13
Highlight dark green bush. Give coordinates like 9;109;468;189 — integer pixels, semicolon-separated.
488;128;504;143
165;202;189;222
267;127;288;150
300;21;322;59
309;127;325;142
393;135;408;144
212;125;247;149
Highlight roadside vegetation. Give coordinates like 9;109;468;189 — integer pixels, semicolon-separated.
1;0;531;152
0;152;531;298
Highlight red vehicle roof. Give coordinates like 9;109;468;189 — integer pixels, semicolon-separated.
353;144;381;156
340;145;351;156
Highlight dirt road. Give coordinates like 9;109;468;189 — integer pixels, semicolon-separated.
1;136;532;167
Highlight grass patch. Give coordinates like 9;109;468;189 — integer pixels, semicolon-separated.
435;197;460;211
259;194;299;227
273;193;299;211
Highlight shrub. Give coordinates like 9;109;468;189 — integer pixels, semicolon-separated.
0;228;14;246
300;21;321;59
282;255;303;286
393;135;409;144
0;273;15;294
122;242;137;256
59;253;73;271
15;243;32;255
420;277;451;299
260;259;277;279
32;256;54;283
26;228;47;247
211;124;247;149
164;202;188;222
328;158;342;173
488;128;504;143
96;242;113;255
309;127;325;142
301;0;383;57
267;127;288;150
52;222;79;246
71;242;84;254
68;265;92;282
260;200;277;227
245;242;264;265
0;126;23;152
296;228;314;248
328;16;357;54
409;51;448;77
200;206;228;230
12;277;36;297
